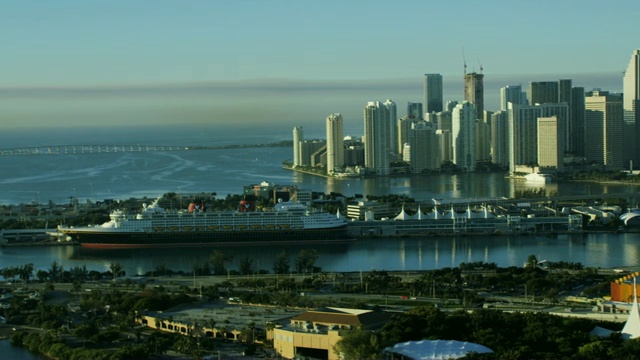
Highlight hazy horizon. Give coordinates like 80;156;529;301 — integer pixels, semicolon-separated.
0;71;622;137
2;1;637;136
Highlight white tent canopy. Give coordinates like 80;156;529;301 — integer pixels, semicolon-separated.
384;340;493;360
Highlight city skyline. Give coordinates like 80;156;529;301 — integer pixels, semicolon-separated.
0;1;638;131
298;66;635;175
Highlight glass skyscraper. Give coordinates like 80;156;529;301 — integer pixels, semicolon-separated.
423;74;443;114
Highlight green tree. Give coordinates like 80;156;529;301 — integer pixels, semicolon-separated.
70;265;88;281
272;251;290;275
210;250;232;275
295;249;319;274
333;327;382;360
36;269;49;282
577;340;616;359
49;261;63;282
109;261;123;280
239;257;253;275
363;270;401;295
19;263;34;283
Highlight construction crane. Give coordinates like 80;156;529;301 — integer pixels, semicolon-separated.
462;46;467;75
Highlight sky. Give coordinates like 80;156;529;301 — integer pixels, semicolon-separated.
0;0;639;132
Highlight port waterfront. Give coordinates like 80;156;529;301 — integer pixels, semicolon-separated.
0;259;634;360
3;153;640;358
1;187;639;274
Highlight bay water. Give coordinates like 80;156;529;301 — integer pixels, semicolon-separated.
1;126;640;274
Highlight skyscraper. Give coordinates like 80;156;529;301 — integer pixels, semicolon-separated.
407;102;423;120
464;72;484;119
524;79;585;157
364;101;390;175
623;49;640;168
325;113;344;174
537;116;565;170
476;110;492;162
558;79;572;104
408;121;438;173
383;99;398;160
423;74;443;114
397;116;417;156
292;126;303;167
500;85;527;111
585;90;624;170
507;102;569;173
529;81;559;105
569;87;586;157
490;111;509;167
451;101;477;171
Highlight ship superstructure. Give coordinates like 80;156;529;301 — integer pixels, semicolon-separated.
58;197;349;248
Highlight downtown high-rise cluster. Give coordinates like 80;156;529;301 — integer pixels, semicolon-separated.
292;49;640;176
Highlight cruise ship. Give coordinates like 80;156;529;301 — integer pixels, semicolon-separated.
57;198;350;248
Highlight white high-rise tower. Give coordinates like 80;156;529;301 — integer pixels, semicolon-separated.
364;101;390;175
500;85;526;110
623;49;640;168
326;113;344;174
451;101;477;171
292;126;304;167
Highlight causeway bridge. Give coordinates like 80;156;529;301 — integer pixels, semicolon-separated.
0;144;192;156
0;142;290;156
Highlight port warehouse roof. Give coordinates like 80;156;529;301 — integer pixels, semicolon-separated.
145;302;299;332
431;197;508;206
383;340;493;360
289;307;390;329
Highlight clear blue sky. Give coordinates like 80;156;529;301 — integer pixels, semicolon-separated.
2;0;638;87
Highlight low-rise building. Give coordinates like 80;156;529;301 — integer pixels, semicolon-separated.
272;307;390;360
346;201;392;220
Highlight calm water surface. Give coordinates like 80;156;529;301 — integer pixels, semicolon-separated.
0;233;638;275
1;126;639;274
1;126;639;205
0;340;45;360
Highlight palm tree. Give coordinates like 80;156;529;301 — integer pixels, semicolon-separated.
110;261;123;280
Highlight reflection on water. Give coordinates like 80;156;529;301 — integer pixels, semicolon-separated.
304;171;640;203
1;233;640;275
0;340;45;360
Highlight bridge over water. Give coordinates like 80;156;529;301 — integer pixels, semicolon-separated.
0;142;290;156
0;144;192;156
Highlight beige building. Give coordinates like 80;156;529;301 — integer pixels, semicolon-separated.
537;116;564;170
272;307;389;360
